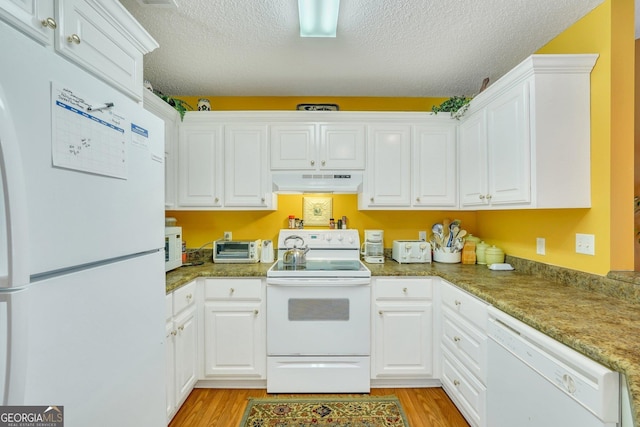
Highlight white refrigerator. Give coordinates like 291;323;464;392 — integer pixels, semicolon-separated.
0;19;166;427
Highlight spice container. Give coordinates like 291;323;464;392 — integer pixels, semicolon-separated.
288;215;295;229
329;218;335;229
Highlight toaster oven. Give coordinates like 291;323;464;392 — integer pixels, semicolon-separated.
213;239;261;263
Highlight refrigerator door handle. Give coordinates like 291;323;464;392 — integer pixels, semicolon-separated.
0;83;30;288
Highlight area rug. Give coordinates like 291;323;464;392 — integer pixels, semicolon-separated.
239;395;409;427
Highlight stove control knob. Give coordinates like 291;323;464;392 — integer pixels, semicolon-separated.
325;234;333;242
348;236;355;244
337;234;344;242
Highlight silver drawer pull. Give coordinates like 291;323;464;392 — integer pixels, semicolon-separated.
67;34;81;44
453;379;460;386
453;336;461;342
178;325;184;331
454;300;461;306
41;17;57;29
402;287;408;293
254;309;259;316
229;288;235;294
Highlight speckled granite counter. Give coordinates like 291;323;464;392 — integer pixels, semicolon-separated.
166;257;640;426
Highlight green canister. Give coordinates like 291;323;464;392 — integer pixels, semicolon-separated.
476;241;489;265
485;245;505;266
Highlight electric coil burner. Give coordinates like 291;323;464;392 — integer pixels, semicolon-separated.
266;229;371;393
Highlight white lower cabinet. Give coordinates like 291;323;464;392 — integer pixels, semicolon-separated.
371;277;436;385
166;281;197;423
439;280;489;427
202;278;266;380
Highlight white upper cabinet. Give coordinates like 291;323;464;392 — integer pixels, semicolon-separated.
359;117;457;210
270;122;365;170
361;124;412;207
0;0;55;45
270;124;316;170
458;54;597;209
0;0;157;101
413;123;457;208
178;122;224;208
224;124;274;209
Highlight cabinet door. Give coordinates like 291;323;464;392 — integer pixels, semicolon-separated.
413;124;457;207
0;0;55;45
56;0;145;100
174;306;197;405
319;124;365;169
365;125;411;207
203;302;265;378
373;302;433;377
178;124;223;207
224;125;271;208
270;124;316;169
459;111;489;208
486;82;531;205
165;321;176;420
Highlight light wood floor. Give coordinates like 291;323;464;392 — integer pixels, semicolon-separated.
168;388;470;427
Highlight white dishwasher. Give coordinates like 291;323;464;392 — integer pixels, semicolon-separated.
487;307;620;427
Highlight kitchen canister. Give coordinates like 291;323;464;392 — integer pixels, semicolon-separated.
476;241;489;264
485;245;505;266
465;234;481;244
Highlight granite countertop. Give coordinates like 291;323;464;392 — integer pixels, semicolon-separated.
166;258;640;426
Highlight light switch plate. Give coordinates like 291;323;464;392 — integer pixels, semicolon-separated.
576;233;595;255
224;231;232;241
536;237;545;255
419;231;427;241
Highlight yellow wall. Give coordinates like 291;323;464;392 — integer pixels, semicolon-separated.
168;195;477;249
636;38;640;270
173;96;448;112
168;0;634;276
476;0;634;275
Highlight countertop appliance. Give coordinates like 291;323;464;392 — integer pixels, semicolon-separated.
266;229;371;393
392;240;432;263
213;239;260;263
362;229;384;264
0;21;165;426
261;239;274;263
487;307;619;427
165;226;183;272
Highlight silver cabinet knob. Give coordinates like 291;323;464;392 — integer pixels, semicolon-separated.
310;160;315;166
416;197;420;202
254;309;259;315
214;197;219;203
41;17;57;29
229;288;235;295
370;197;374;202
479;195;485;200
378;310;383;316
453;336;461;342
454;300;461;306
67;34;81;44
402;287;408;294
170;330;177;336
321;160;326;166
178;325;184;331
486;194;492;200
453;379;460;386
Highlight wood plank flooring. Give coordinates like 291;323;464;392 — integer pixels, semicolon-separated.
168;387;470;427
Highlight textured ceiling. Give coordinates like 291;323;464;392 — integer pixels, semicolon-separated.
119;0;604;98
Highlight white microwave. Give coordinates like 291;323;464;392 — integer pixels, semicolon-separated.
165;227;182;272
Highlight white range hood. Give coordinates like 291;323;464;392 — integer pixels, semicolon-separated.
272;172;363;193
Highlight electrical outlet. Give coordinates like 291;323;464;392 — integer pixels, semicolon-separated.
536;237;545;255
576;233;595;255
224;231;232;241
419;231;427;241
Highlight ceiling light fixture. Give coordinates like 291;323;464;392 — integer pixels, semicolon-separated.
298;0;340;37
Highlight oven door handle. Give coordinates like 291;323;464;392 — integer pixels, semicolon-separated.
266;278;371;286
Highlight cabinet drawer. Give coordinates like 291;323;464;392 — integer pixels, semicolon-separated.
173;281;196;315
441;347;486;427
442;307;487;384
204;278;263;300
165;293;173;322
375;278;433;300
441;282;488;331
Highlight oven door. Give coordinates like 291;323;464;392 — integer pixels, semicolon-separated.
266;277;371;356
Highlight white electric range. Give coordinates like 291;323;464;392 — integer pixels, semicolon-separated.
266;229;371;393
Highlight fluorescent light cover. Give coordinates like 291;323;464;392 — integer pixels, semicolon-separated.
298;0;340;37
